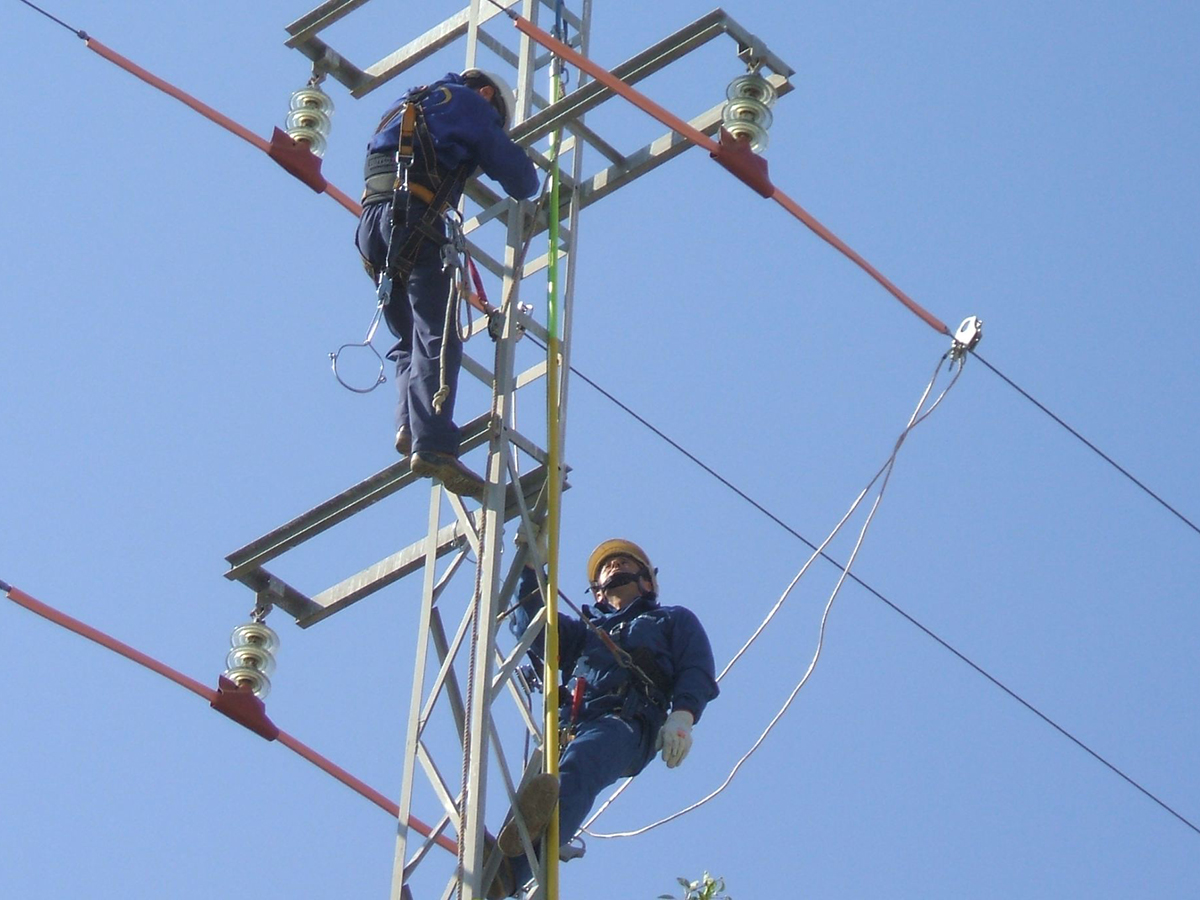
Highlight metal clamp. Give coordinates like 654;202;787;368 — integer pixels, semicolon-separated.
736;34;769;72
252;579;286;621
488;302;534;341
440;208;466;273
949;315;983;361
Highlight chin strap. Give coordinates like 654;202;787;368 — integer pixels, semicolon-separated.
597;572;639;593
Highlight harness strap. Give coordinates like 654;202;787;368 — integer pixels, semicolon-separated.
363;170;437;208
368;111;469;287
396;100;418;171
385;161;470;284
368;87;472;289
362;86;440;206
574;605;669;711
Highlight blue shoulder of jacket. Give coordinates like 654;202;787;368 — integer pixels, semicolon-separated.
424;79;503;130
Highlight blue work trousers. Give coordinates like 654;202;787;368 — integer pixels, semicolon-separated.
509;714;650;887
356;200;462;456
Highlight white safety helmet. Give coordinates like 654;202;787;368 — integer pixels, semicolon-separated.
462;68;517;128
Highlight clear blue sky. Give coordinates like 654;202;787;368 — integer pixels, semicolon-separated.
3;2;1199;898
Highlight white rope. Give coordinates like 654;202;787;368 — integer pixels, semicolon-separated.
580;353;963;838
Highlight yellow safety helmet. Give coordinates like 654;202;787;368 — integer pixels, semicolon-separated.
586;538;658;596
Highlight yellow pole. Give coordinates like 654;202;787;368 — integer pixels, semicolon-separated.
542;33;566;900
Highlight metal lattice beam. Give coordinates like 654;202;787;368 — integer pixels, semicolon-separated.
225;3;794;898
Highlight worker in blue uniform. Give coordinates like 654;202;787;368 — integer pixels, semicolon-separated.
356;69;539;499
492;538;720;896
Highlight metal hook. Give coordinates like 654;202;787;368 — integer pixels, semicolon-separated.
445;207;466;251
329;341;388;393
329;299;389;393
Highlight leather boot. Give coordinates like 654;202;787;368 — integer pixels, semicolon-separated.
395;425;412;456
496;773;560;858
411;451;485;500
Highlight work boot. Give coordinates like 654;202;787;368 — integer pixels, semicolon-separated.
410;451;485;500
394;425;412;456
496;773;560;858
485;853;516;900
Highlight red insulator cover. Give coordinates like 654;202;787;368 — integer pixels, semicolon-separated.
267;127;328;193
210;675;280;741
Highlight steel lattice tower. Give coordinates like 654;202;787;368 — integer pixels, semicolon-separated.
223;3;792;898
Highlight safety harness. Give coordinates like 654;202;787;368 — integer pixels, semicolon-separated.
594;612;672;716
362;85;472;313
335;81;535;394
559;588;673;716
514;580;672;717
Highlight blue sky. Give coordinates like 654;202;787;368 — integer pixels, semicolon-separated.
3;2;1199;898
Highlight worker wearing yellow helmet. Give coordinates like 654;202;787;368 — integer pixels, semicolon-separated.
496;536;719;896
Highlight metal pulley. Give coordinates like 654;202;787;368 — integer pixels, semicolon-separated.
722;72;776;153
286;82;334;157
222;619;279;699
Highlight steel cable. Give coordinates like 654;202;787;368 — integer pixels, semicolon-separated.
547;354;1200;839
18;0;1199;845
973;351;1199;538
582;354;961;837
0;582;460;853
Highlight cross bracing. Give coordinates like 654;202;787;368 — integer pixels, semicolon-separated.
223;3;794;898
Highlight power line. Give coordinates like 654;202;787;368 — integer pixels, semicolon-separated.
501;6;952;336
547;344;1199;838
973;351;1199;538
14;2;363;216
17;0;1197;842
584;357;963;838
33;0;1192;548
15;0;86;39
0;580;460;854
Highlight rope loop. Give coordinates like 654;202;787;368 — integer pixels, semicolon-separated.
580;351;965;839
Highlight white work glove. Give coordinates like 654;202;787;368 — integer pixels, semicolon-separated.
513;523;549;566
655;710;694;768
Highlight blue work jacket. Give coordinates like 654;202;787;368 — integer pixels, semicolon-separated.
513;568;720;728
367;73;539;200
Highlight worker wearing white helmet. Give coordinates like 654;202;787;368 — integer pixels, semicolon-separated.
460;68;518;128
492;537;719;896
356;69;537;499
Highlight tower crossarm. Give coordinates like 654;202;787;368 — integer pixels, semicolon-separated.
221;4;795;898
